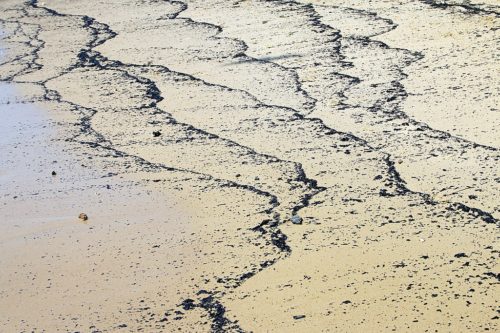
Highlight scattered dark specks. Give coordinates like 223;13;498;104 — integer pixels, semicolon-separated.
117;324;127;328
152;130;161;137
468;194;478;199
293;315;306;320
394;261;407;268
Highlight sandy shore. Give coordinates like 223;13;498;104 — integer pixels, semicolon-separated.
0;0;498;332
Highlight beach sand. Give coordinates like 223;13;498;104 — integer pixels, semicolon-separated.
0;0;498;332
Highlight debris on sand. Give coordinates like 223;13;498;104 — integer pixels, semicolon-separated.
78;213;88;221
290;215;303;225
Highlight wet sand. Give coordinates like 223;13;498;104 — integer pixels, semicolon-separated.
0;0;498;332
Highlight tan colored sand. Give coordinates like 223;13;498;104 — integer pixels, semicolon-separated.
0;0;498;332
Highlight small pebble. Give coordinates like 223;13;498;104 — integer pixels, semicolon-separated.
291;215;303;225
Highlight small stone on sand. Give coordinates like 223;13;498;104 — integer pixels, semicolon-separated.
291;215;303;225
